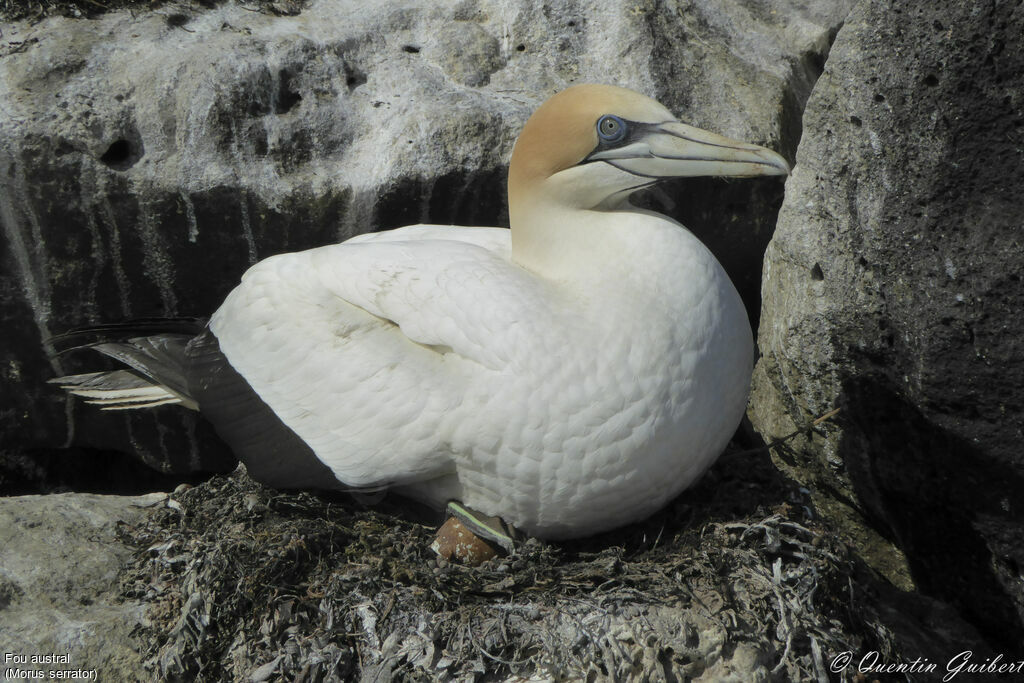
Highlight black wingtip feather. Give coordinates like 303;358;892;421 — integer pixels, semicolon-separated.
48;317;208;354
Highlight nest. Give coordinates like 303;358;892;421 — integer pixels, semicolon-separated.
118;448;895;681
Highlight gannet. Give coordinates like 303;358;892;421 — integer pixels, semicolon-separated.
52;84;788;541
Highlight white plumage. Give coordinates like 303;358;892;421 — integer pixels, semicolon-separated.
53;84;788;539
213;209;753;539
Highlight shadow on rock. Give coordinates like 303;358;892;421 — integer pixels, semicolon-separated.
840;375;1024;653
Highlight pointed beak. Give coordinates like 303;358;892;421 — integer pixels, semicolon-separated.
586;121;790;179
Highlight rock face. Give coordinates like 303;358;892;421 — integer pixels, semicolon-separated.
0;0;850;472
750;0;1024;649
0;492;165;679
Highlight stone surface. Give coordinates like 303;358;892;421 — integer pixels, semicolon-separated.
0;491;165;680
0;0;851;472
750;0;1024;650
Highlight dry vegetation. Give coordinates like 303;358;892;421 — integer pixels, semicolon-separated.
117;446;897;681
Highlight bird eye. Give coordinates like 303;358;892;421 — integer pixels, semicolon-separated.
597;115;627;142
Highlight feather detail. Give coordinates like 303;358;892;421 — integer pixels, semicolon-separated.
49;370;189;410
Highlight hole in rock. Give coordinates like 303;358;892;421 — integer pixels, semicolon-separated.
516;44;526;52
923;74;939;87
811;263;824;281
166;13;191;28
279;90;302;113
402;45;421;54
276;74;302;114
99;139;141;170
1005;557;1021;578
344;62;367;89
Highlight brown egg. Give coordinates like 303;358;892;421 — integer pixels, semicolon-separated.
430;516;498;566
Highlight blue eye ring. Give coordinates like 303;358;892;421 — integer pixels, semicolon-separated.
597;114;627;142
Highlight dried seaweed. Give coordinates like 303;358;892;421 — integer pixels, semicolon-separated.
117;446;902;681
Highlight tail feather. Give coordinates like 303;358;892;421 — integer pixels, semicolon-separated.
49;317;207;352
49;369;195;410
90;337;194;401
89;396;185;410
48;319;207;412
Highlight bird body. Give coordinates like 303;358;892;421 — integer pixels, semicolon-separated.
52;85;787;539
211;211;750;538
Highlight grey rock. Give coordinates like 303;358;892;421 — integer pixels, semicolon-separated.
0;492;166;679
0;0;850;472
751;0;1024;648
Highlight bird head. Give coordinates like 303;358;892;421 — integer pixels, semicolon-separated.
508;84;790;217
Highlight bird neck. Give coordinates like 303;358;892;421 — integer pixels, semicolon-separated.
510;196;600;280
509;197;685;285
508;165;663;280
